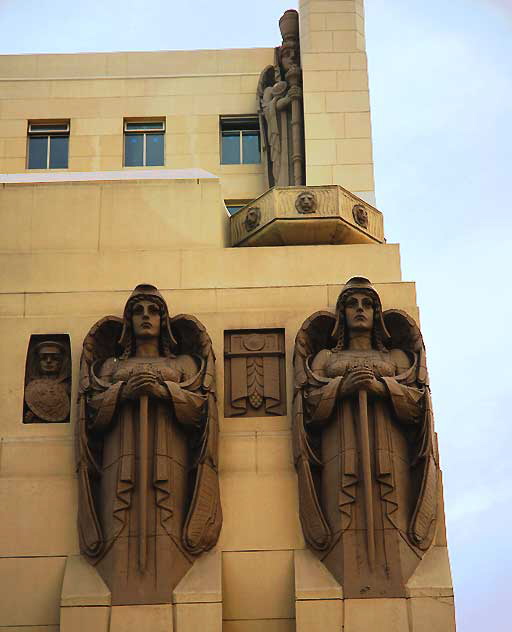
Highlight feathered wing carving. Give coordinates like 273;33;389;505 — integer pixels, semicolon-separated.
171;314;223;554
77;316;123;559
293;311;337;551
383;309;439;551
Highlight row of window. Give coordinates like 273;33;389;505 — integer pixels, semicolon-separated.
25;117;261;169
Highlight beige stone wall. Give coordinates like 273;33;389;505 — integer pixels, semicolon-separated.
0;232;418;629
0;48;271;202
300;0;375;203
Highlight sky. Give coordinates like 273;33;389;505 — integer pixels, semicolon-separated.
1;0;511;629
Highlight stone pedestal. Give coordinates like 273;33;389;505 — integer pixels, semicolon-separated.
294;549;343;632
60;551;222;632
173;550;222;632
60;555;111;632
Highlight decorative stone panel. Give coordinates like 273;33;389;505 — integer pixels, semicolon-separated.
224;329;286;418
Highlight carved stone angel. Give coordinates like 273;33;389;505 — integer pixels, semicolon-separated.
257;9;305;188
77;284;222;605
293;277;439;598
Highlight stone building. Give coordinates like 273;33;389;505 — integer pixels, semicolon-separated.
0;1;455;630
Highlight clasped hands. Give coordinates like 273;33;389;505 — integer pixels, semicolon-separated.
338;367;386;398
123;369;168;401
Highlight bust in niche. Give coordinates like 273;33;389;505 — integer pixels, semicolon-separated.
24;339;71;423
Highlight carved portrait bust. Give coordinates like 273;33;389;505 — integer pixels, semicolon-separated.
24;338;71;423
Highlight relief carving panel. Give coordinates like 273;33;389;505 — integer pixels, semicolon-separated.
23;334;71;423
224;329;286;418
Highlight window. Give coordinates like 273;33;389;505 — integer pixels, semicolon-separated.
124;120;165;167
27;121;69;169
225;200;251;216
220;117;260;165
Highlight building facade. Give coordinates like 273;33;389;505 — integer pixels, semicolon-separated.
0;1;455;630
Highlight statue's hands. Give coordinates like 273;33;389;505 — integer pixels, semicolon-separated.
339;368;386;398
287;85;302;100
124;372;168;400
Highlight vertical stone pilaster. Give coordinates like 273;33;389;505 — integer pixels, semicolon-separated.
299;0;376;205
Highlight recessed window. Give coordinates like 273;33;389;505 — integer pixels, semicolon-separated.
225;199;251;216
220;117;260;165
124;120;165;167
27;121;69;169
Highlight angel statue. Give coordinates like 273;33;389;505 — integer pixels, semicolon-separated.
293;277;439;598
257;9;305;188
77;284;222;605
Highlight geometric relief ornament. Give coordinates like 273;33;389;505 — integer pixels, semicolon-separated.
224;329;286;417
23;334;71;423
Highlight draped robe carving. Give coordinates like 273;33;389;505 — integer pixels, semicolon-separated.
293;278;439;598
77;285;222;605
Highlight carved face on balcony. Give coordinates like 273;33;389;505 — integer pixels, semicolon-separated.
244;207;261;232
295;191;317;214
352;204;369;229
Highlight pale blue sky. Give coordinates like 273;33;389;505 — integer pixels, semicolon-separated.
1;1;511;629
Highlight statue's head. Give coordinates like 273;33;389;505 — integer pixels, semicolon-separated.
35;341;66;378
332;277;390;351
118;284;177;358
278;10;300;73
279;42;299;73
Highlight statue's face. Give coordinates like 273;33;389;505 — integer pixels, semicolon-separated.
344;292;374;333
280;44;298;71
132;300;161;339
38;345;63;376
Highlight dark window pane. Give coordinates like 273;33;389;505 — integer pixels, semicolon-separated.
221;131;240;164
126;122;164;131
30;123;68;132
125;133;143;166
28;136;48;169
242;131;260;164
226;205;244;216
221;117;259;132
146;133;164;166
49;135;68;168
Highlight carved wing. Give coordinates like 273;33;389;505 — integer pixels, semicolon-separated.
257;64;276;101
79;315;123;393
171;314;222;554
383;309;438;550
384;309;428;386
293;311;336;551
77;315;123;559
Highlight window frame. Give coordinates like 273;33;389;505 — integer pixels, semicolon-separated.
27;120;70;170
220;116;261;165
224;199;252;216
123;119;166;168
